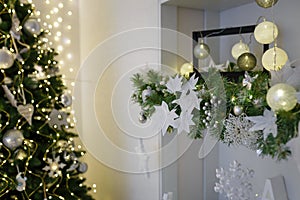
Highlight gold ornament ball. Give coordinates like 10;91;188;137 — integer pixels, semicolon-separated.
194;42;210;59
231;40;249;60
254;21;278;44
262;47;288;71
237;52;257;71
255;0;278;8
0;47;14;69
266;83;297;111
180;62;194;77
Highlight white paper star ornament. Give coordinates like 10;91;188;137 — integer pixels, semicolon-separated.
173;90;201;112
182;74;198;92
155;101;178;135
246;109;277;140
166;75;182;93
176;110;195;134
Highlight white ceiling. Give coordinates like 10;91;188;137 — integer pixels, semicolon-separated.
163;0;253;11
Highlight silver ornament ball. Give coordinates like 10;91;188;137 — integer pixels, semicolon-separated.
3;129;24;150
194;42;210;59
139;111;147;123
24;18;41;35
78;162;88;173
0;47;15;69
142;87;152;102
61;93;73;107
233;105;243;116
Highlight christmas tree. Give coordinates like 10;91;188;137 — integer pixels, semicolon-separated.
0;0;94;199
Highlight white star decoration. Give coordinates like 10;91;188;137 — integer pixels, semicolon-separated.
166;75;182;93
155;101;178;135
246;109;278;140
43;156;66;178
182;74;198;91
176;110;195;134
173;89;201;112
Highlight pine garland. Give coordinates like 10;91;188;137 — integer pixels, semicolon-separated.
131;69;300;160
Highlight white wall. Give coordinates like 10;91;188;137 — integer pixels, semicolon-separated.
161;5;221;200
219;1;300;199
78;1;161;200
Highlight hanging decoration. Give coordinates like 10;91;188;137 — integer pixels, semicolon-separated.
180;62;194;77
231;40;250;60
256;0;279;8
193;39;210;59
237;52;257;71
17;104;34;126
131;61;300;159
214;160;255;200
262;46;288;71
23;18;41;36
43;156;66;178
266;83;297;111
0;47;15;69
254;20;278;44
2;129;24;150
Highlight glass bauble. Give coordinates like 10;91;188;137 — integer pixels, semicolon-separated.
24;18;41;35
194;41;210;59
61;93;73;107
233;105;243;116
139;111;147;123
231;40;249;60
180;62;194;77
255;0;278;8
262;47;288;71
266;83;297;111
3;129;24;150
237;52;257;71
254;21;278;44
0;47;14;69
78;162;88;173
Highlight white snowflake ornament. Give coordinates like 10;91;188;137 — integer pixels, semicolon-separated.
43;156;66;178
215;160;254;200
223;113;259;149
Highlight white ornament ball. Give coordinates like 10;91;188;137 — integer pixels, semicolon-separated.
266;83;297;111
0;48;14;69
24;18;41;35
231;40;250;60
180;63;194;77
262;47;288;71
2;129;24;150
194;41;210;59
254;21;278;44
233;105;243;116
